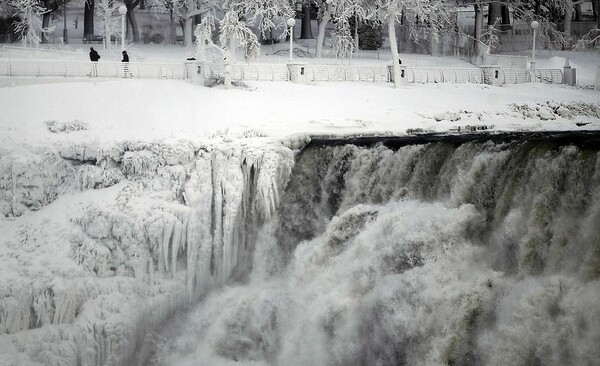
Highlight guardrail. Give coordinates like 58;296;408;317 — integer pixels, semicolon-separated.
1;45;81;59
0;59;189;79
200;63;290;82
405;68;485;84
0;58;564;86
497;68;563;84
199;63;391;83
196;64;485;84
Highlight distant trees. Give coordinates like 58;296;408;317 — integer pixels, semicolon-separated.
2;0;598;53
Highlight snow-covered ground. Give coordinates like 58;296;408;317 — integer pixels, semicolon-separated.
0;43;599;365
1;44;599;149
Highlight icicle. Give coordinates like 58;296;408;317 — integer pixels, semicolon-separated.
162;219;174;273
171;219;183;273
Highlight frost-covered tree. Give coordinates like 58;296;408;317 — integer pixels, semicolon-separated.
234;0;293;39
9;0;55;46
40;0;60;43
218;9;260;61
505;0;587;48
371;0;453;85
97;0;118;49
153;0;221;47
218;0;293;60
312;0;373;58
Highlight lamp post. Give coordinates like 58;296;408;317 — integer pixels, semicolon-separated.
530;20;540;69
63;2;68;43
287;18;296;61
119;5;127;50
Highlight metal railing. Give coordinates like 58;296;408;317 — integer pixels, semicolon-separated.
199;63;391;83
0;59;189;79
405;68;485;84
306;65;391;82
0;58;563;86
497;68;563;84
201;64;290;82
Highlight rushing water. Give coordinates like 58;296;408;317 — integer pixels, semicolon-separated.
142;133;600;366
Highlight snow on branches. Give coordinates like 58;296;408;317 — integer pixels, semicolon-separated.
219;9;261;60
9;0;55;46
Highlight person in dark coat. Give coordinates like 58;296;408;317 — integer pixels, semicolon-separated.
121;50;131;77
89;47;100;77
89;47;100;61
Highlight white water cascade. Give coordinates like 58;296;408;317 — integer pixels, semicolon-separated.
150;135;600;366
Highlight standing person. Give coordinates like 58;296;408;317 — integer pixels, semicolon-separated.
89;47;100;77
121;50;131;77
89;47;100;61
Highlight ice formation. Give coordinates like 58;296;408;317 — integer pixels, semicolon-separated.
0;138;294;365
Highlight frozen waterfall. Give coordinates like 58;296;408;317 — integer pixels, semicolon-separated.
1;132;600;366
0;139;295;366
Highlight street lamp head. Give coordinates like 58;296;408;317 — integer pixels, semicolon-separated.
287;18;296;27
119;5;127;15
531;20;540;30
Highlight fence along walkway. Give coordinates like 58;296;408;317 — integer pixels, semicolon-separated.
405;68;485;84
199;64;391;82
0;58;562;85
0;59;189;79
497;68;563;84
200;64;481;84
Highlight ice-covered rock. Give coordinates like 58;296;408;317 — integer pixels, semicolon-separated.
555;105;572;118
537;106;556;120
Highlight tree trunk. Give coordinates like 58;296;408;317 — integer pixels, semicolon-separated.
354;14;359;49
84;0;95;38
184;16;193;47
229;37;237;62
170;10;176;44
300;4;313;39
126;8;139;43
316;5;331;58
429;12;440;56
564;1;573;46
42;13;51;43
474;3;484;57
574;2;582;21
388;13;401;88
